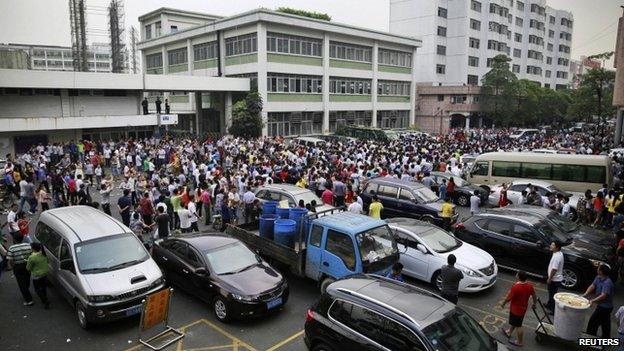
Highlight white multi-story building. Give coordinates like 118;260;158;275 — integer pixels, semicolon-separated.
390;0;573;90
138;8;421;136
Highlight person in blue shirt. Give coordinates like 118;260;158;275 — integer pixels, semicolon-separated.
582;264;615;337
220;194;231;232
386;262;404;282
439;179;447;201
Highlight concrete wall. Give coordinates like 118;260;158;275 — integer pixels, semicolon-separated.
0;94;140;118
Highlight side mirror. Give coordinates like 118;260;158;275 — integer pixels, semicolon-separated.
194;267;208;276
536;240;545;248
416;244;428;255
60;259;74;272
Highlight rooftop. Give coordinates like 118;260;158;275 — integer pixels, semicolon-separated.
139;7;223;22
313;213;388;236
41;205;129;242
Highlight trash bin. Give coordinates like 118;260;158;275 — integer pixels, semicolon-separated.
553;292;591;340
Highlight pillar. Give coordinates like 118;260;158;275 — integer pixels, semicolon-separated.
616;108;624;145
256;22;268;136
409;47;417;127
224;91;232;134
465;115;470;130
372;41;379;128
194;91;202;135
322;33;330;134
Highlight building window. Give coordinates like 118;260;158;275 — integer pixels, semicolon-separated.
329;77;372;95
451;95;467;104
527;50;543;61
170;25;178;33
268;112;323;136
267;73;323;94
467;75;479;85
558;45;570;54
513;33;521;43
548;30;555;38
468;56;479;67
145;25;152;40
437;94;444;101
470;19;481;30
547;43;553;52
145;53;163;69
193;41;218;61
556;71;568;79
378;80;411;96
515;17;523;27
557;58;569;66
530;4;546;15
167;48;187;65
545;70;551;78
512;64;520;73
155;22;161;37
513;48;521;58
436;64;446;74
550;15;556;24
329;41;372;63
378;110;409;129
517;1;524;10
526;66;542;75
436;45;446;55
469;37;480;49
378;48;412;68
529;19;545;31
471;0;482;12
437;26;447;37
225;33;258;56
438;7;448;18
546;57;552;64
267;32;322;57
328;111;373;132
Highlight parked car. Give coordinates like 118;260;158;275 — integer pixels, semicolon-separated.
388;217;497;292
152;234;288;323
35;206;165;329
255;184;335;212
509;128;539;140
453;209;615;290
304;274;508;351
487;179;581;220
430;172;489;207
291;136;326;149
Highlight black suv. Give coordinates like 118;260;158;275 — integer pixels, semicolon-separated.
361;178;456;227
304;274;507;351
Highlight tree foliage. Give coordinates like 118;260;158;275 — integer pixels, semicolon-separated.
567;68;616;123
276;7;331;21
228;91;264;138
480;55;518;125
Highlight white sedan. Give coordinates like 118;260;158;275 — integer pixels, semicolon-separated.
388;217;497;293
488;179;582;210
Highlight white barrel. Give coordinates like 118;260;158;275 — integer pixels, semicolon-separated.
553;293;591;340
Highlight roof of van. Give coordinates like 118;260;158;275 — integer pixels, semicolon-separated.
39;206;129;242
475;152;610;164
313;212;387;236
294;136;325;142
368;177;426;189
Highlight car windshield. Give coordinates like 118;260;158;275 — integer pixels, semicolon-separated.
418;227;462;253
356;225;398;263
535;220;572;245
547;185;566;194
294;191;323;207
546;212;579;233
414;187;439;203
204;242;260;275
74;234;149;273
423;308;496;351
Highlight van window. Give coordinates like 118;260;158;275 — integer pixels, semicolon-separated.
377;185;398;198
586;166;606;183
399;189;415;202
551;164;584;182
363;183;378;194
520;163;551;179
472;161;489;176
329;300;425;351
36;223;62;258
60;240;72;261
492;161;521;177
325;230;356;270
309;225;323;247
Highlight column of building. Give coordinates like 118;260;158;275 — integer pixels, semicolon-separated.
322;33;331;134
256;22;269;136
371;41;379;128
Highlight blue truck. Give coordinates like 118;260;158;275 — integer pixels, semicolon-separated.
227;210;399;292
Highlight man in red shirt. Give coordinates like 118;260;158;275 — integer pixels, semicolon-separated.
321;188;334;206
500;271;537;347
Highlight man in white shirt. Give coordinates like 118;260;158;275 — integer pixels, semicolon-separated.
187;195;200;232
546;241;564;313
561;197;571;218
469;191;481;215
348;201;363;214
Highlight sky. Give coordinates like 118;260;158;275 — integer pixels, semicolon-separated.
0;0;621;66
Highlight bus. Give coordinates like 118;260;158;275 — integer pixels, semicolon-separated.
466;152;612;193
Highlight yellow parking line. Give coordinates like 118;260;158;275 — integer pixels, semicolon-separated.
459;303;538;330
265;330;305;351
183;345;238;351
200;319;258;351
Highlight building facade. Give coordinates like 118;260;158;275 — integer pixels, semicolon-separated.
0;43;119;73
416;85;484;134
569;56;602;89
137;8;421;136
390;0;573;89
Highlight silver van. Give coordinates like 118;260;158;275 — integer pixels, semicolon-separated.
35;206;164;329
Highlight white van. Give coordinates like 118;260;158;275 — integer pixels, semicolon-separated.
509;129;540;139
35;206;164;329
291;136;326;148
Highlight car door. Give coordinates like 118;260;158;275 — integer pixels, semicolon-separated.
376;184;399;218
58;239;84;304
304;224;324;280
185;245;216;302
396;188;417;218
510;224;550;276
360;183;377;212
328;300;385;351
35;223;63;285
159;240;189;288
322;230;358;279
395;228;429;281
477;219;515;266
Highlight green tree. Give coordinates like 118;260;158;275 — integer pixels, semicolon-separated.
567;67;616;124
276;7;331;21
480;55;518;126
228;91;264;138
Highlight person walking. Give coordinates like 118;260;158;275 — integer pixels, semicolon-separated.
26;242;50;309
6;234;34;306
368;195;383;219
440;196;454;231
220;194;231;232
139;192;155;226
348;200;363;214
117;189;132;227
470;190;481;215
545;241;564;314
333;177;346;207
200;184;212;226
155;206;170;239
500;271;537;347
187;195;200;232
100;183;112;215
440;254;463;304
36;185;50;212
582;264;615;338
178;204;192;233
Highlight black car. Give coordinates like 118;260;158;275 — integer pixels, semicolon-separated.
453;209;615;290
304;274;508;351
152;234;289;322
429;172;489;207
361;178;456;227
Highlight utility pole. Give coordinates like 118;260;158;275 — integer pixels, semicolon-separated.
108;0;127;73
69;0;88;71
130;26;139;73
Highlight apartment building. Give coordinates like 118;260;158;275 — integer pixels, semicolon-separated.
390;0;573;89
0;43;116;72
137;8;421;136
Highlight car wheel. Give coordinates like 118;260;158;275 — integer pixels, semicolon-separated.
312;343;334;351
320;277;336;294
561;267;581;290
213;296;231;323
457;194;469;207
432;271;443;291
75;301;91;330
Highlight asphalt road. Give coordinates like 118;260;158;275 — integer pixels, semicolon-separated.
0;188;621;351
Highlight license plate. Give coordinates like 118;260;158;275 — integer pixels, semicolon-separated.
125;305;142;317
267;297;282;310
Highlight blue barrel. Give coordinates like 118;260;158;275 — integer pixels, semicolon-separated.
275;206;290;219
289;207;308;240
274;219;296;248
262;201;278;215
259;214;278;240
